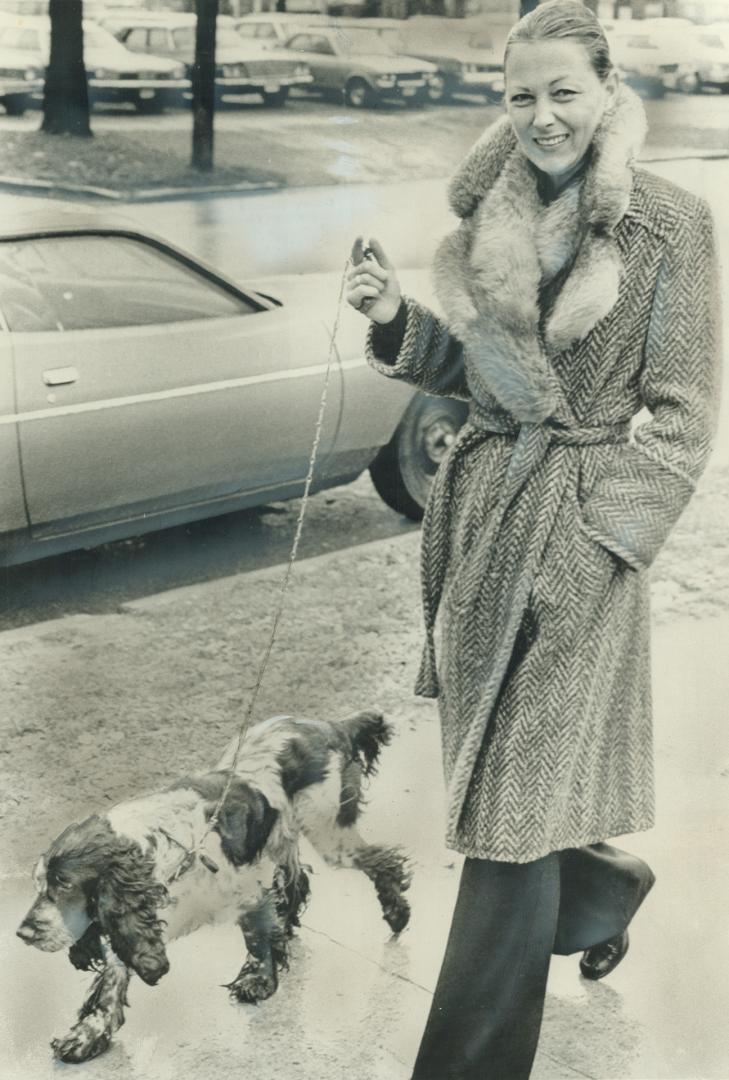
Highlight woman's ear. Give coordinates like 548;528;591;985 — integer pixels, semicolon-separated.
95;844;170;986
603;68;620;111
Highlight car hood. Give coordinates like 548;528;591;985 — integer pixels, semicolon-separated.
215;44;276;62
340;53;437;74
85;47;183;73
0;46;41;69
404;42;502;67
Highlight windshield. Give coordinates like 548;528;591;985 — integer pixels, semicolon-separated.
171;25;242;50
467;33;495;50
336;30;397;56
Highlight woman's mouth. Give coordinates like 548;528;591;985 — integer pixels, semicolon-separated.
533;133;569;149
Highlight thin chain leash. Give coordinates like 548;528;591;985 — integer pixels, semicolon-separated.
166;257;355;886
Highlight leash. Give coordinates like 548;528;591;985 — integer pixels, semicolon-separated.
166;258;354;886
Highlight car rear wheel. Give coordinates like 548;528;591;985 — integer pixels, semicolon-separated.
369;394;468;520
261;87;289;107
345;77;374;108
3;93;29;116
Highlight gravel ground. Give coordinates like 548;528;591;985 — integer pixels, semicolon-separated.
1;454;727;874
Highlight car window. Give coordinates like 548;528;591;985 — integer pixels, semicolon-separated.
124;27;149;52
148;28;169;51
286;34;313;51
337;31;396;56
172;26;195;51
309;36;335;55
0;26;39;50
0;235;258;333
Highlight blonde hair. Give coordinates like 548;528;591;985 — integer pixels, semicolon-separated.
505;0;613;81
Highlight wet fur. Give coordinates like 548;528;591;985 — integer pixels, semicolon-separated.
17;710;411;1064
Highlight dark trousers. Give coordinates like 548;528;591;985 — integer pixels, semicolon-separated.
411;844;655;1080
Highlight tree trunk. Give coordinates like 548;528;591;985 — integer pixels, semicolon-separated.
41;0;91;137
191;0;219;172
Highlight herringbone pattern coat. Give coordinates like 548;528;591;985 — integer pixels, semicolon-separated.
366;88;722;862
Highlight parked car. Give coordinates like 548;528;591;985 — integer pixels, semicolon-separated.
606;23;697;95
0;15;189;112
0;43;42;113
0;213;466;566
381;18;505;103
688;25;729;90
277;26;438;107
103;12;312;106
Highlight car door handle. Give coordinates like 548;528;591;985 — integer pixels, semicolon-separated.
43;367;78;386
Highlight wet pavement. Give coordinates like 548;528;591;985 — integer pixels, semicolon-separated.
1;548;728;1080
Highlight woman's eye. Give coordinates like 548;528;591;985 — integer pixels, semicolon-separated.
54;878;72;891
553;88;577;99
510;93;533;105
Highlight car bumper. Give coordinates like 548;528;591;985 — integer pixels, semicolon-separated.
215;74;313;93
89;78;190;105
0;78;42;97
376;79;428;101
459;71;504;91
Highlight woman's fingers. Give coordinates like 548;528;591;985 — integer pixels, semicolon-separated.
367;237;392;270
350;236;365;265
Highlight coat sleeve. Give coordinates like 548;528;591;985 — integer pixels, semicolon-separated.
365;295;471;401
581;196;722;571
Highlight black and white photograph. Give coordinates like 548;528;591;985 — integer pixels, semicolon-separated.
0;0;727;1077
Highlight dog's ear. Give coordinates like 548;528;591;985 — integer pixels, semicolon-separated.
68;922;105;971
216;782;278;866
94;842;170;986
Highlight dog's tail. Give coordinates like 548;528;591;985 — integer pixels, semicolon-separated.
342;708;393;778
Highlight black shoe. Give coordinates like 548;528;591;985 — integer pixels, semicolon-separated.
579;930;629;980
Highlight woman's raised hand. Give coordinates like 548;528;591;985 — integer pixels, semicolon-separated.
346;237;402;325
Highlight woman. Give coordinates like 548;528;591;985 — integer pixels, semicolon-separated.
346;1;721;1077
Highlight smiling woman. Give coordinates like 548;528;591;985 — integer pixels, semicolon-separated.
346;0;722;1076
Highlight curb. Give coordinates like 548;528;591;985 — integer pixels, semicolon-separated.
0;174;283;202
0;530;421;644
0;149;726;203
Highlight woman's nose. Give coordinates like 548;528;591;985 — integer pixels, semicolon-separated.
533;98;556;130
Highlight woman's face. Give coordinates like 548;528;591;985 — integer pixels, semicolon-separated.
505;39;618;182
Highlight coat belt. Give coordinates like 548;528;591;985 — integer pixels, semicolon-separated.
415;411;631;700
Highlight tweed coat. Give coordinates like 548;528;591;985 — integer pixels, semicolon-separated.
366;86;722;862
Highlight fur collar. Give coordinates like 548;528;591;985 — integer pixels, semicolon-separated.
433;85;647;423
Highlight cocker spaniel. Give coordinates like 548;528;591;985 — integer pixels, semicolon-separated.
16;709;411;1064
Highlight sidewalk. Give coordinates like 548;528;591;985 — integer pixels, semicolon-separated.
1;516;728;1079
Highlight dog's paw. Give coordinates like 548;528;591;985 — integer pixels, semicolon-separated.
384;894;411;936
51;1018;112;1063
225;962;277;1004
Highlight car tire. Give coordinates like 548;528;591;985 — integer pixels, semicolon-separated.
369;394;468;520
427;74;452;104
261;87;289;107
345;77;374;108
3;94;28;116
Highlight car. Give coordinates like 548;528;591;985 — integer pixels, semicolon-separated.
103;12;313;107
0;212;466;566
376;18;505;104
0;15;189;112
605;23;697;96
0;42;42;113
688;25;729;90
277;25;438;107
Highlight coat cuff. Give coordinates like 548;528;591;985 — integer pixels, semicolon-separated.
369;297;408;363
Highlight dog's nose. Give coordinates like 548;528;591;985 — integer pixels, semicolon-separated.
16;922;38;944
